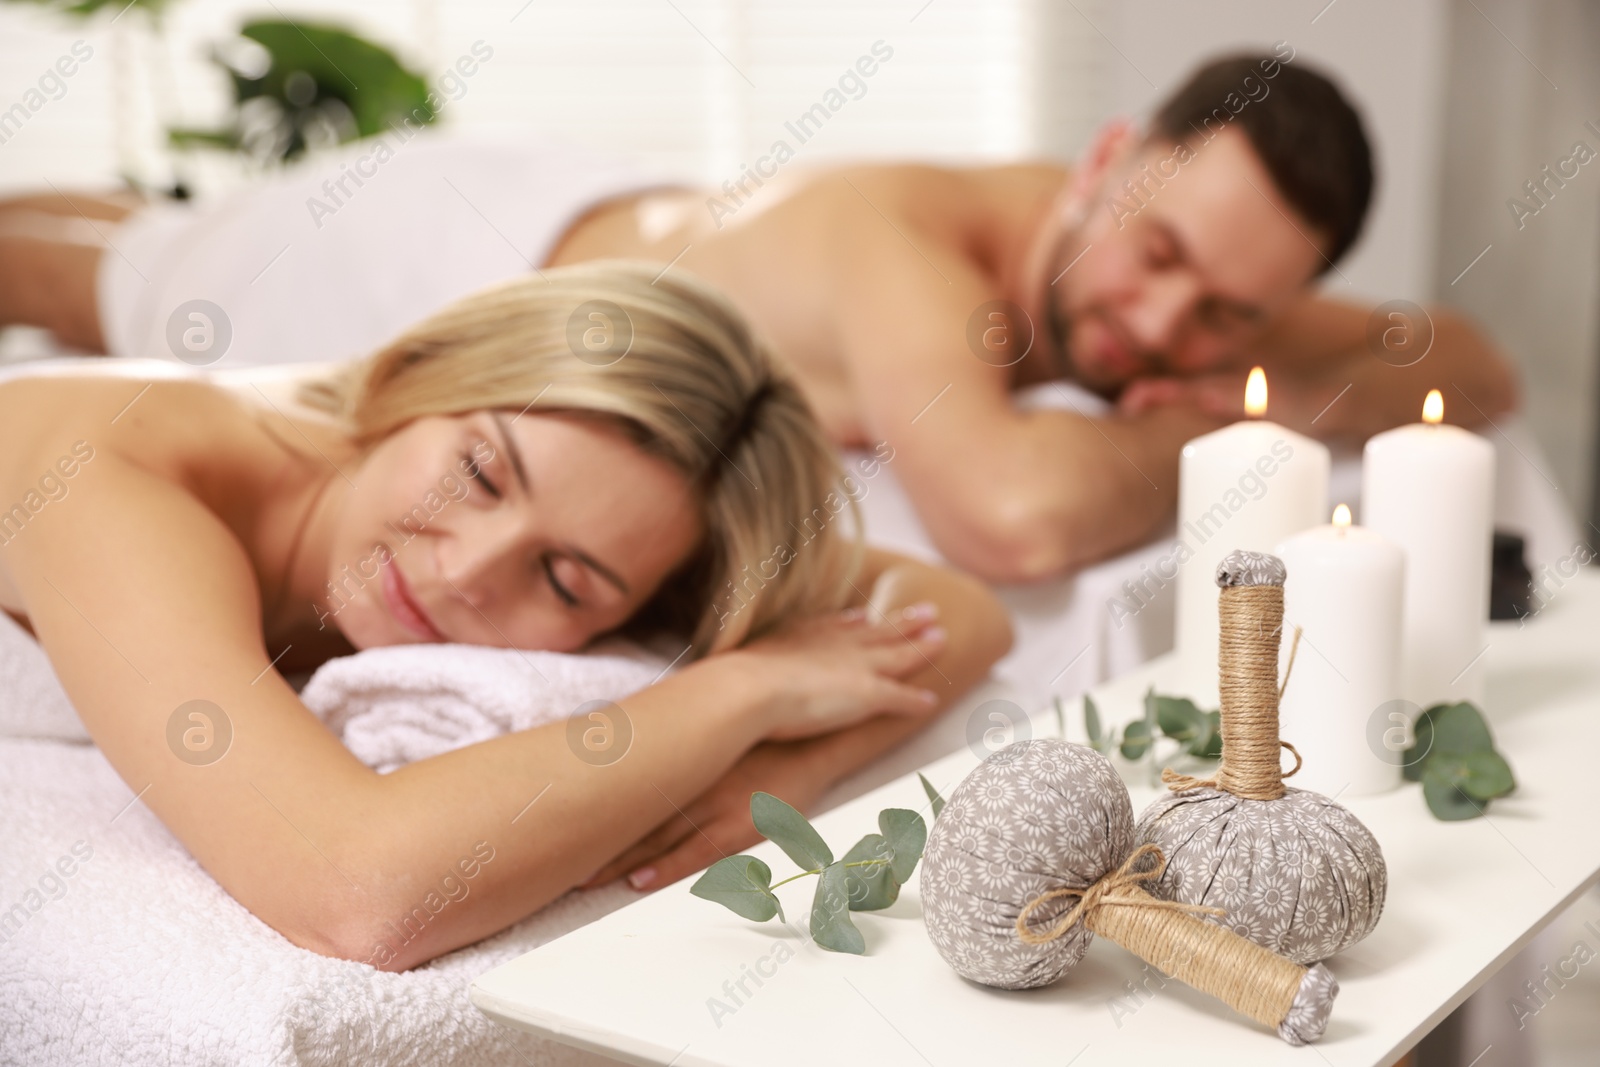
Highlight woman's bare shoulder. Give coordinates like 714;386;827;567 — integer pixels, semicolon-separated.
0;361;343;481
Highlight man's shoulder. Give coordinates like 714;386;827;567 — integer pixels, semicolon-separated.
821;160;1068;196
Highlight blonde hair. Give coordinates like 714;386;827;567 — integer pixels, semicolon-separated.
296;260;864;658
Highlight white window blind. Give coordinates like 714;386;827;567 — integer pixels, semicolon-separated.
0;0;1107;195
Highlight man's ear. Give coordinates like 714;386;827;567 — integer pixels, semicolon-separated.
1055;118;1140;230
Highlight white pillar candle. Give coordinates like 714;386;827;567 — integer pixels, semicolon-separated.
1361;389;1496;708
1172;368;1331;706
1275;505;1405;796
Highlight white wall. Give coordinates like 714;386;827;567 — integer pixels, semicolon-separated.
1431;0;1600;526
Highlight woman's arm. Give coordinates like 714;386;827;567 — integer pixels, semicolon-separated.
798;545;1013;778
0;439;933;971
578;546;1014;890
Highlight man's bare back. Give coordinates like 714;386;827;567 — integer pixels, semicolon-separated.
544;162;1068;447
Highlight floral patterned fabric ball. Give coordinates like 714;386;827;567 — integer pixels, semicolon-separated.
1136;786;1387;964
920;739;1135;990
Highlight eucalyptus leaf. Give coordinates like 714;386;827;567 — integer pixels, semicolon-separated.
751;791;832;871
1191;709;1223;759
1141;687;1159;728
690;855;783;922
1084;694;1103;746
810;862;866;953
840;833;898;911
1427;702;1496;755
879;808;927;883
1421;755;1486;821
1402;708;1432;783
917;772;946;819
1120;718;1153;760
1460;748;1516;800
1053;695;1068;740
1153;695;1206;742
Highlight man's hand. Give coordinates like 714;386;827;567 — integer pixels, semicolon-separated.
1116;368;1348;431
575;738;835;893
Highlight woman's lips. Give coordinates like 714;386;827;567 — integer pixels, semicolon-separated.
380;557;447;642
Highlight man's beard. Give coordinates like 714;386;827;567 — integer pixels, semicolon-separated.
1039;217;1178;401
1040;219;1130;401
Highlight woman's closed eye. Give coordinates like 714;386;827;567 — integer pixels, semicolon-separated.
542;553;581;606
463;449;501;500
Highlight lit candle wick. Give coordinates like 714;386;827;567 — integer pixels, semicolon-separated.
1333;503;1352;537
1422;389;1444;425
1244;366;1268;419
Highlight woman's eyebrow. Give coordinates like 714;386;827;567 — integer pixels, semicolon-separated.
489;409;631;597
489;410;530;493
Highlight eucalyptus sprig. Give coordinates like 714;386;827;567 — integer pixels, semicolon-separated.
1401;701;1516;821
690;791;927;954
1080;688;1223;762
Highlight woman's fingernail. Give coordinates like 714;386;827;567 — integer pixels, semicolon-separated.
922;626;947;642
627;867;657;890
840;606;865;622
919;689;939;705
902;601;938;620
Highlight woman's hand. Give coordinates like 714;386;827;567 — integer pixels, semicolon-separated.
736;602;947;742
575;737;834;892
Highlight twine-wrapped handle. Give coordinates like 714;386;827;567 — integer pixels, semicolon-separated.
1198;549;1292;799
1014;841;1335;1044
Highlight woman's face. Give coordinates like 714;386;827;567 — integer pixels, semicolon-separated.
321;409;704;653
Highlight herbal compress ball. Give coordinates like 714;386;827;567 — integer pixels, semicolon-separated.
1136;549;1387;965
1136;784;1386;963
921;738;1132;990
921;738;1338;1046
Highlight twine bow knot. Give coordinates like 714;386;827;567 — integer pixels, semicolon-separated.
1014;843;1226;945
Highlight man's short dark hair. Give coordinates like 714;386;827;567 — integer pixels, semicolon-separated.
1151;52;1374;270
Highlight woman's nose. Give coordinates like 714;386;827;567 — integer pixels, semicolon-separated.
437;516;527;609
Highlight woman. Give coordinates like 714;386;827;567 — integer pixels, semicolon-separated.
0;261;1012;971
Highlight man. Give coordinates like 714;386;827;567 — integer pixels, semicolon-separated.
1;49;1516;583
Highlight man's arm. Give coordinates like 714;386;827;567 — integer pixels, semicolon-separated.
1123;296;1521;445
830;213;1225;584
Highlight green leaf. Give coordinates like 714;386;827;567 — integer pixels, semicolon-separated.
1460;749;1516;800
1083;694;1102;745
840;834;898;911
1152;694;1206;743
810;861;866;953
917;772;946;820
1120;719;1153;760
879;808;927;883
1420;755;1486;821
691;855;783;922
1402;708;1432;783
1053;695;1067;740
1428;702;1496;755
750;791;832;871
1191;710;1223;760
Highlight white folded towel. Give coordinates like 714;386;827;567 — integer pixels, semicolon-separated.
297;637;675;773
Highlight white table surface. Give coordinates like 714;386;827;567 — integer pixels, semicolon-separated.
472;571;1600;1067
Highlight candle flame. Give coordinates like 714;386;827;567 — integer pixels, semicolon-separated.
1332;503;1352;528
1422;389;1444;424
1244;366;1268;418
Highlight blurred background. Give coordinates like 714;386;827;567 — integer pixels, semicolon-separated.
1;1;1597;1063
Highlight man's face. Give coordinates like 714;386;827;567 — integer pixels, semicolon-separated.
1045;125;1328;396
